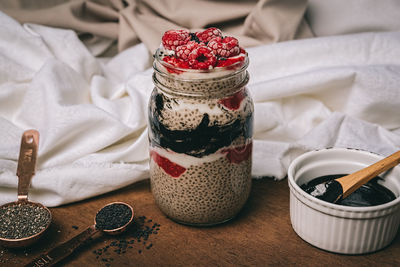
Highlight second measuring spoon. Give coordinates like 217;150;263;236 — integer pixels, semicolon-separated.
25;202;134;267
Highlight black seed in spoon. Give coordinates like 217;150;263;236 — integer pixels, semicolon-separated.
95;203;132;231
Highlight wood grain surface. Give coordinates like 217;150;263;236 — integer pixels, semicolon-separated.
1;178;399;266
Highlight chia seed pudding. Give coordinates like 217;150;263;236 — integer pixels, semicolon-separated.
148;28;253;225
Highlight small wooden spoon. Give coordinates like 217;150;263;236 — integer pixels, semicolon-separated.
304;149;400;203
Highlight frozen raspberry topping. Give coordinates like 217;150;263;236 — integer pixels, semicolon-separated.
196;27;223;43
188;46;217;69
207;36;240;58
162;29;191;51
160;27;246;70
175;41;199;60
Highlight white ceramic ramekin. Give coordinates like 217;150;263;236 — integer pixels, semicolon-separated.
288;148;400;254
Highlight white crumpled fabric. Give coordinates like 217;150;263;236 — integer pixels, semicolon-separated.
0;12;399;206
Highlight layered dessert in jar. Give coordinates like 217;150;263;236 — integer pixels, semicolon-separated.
148;28;253;225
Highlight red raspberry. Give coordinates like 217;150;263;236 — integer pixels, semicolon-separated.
175;41;199;60
188;46;217;69
196;27;222;43
208;36;240;58
162;29;191;51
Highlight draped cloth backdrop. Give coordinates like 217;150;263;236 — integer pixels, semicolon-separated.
0;0;399;206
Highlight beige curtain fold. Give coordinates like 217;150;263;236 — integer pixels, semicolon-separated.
0;0;313;55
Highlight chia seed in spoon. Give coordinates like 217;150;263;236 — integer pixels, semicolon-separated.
0;203;51;239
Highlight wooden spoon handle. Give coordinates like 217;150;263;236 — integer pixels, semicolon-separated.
337;150;400;198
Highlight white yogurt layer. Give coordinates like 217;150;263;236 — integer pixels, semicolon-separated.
151;146;227;168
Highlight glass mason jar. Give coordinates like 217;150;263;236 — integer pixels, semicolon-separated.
148;48;253;226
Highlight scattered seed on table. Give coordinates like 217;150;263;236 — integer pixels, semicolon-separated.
92;215;160;265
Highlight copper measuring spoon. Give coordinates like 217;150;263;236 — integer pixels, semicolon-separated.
26;202;134;267
0;130;52;248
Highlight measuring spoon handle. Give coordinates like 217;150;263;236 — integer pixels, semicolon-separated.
17;130;39;201
24;225;100;267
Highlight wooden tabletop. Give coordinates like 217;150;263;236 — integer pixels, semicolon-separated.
1;178;399;266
